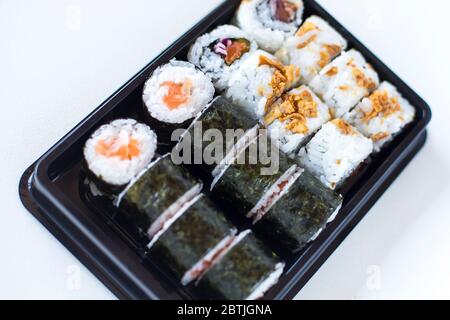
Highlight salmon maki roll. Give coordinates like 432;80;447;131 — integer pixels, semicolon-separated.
83;119;157;193
142;60;215;144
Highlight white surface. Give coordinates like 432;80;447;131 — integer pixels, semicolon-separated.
0;0;449;300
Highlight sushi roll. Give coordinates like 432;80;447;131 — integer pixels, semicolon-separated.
235;0;305;53
212;134;343;252
310;49;379;118
226;50;300;119
149;195;238;285
142;60;215;144
116;154;203;242
276;15;348;84
345;81;416;151
188;25;257;91
175;96;260;177
298;119;374;189
264;85;331;155
197;230;285;300
83;119;157;194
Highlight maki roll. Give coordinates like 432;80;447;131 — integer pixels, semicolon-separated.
235;0;305;53
116;154;203;242
142;60;215;144
198;230;285;300
212;134;343;252
276;15;348;84
188;25;257;91
176;96;260;176
226;50;300;119
264;85;331;155
83;119;157;194
149;195;238;285
298;119;373;189
345;81;416;151
310;49;379;118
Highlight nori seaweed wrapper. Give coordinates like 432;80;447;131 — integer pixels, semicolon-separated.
211;135;293;216
141;101;193;150
118;155;201;233
198;232;282;300
150;196;235;281
175;96;259;176
255;170;343;253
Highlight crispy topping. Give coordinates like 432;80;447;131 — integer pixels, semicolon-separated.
326;67;338;77
371;132;390;142
296;21;318;36
338;85;349;91
318;44;342;68
96;137;140;160
161;80;192;109
352;67;377;91
264;89;318;135
259;55;300;112
270;0;298;23
297;35;317;49
332;119;356;135
336;159;342;165
363;90;402;123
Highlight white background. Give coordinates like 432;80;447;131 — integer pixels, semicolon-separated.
1;0;449;300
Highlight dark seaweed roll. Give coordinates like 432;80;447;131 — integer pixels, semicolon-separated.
254;170;343;252
211;133;343;252
176;96;260;176
116;154;202;240
149;195;237;284
198;230;285;300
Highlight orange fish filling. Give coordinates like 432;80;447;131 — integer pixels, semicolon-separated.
96;137;141;161
161;80;192;109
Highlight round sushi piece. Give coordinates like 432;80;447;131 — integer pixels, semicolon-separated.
276;15;348;85
298;119;374;189
142;60;215;139
345;81;416;151
197;230;285;300
83;119;157;192
116;154;203;241
235;0;305;53
264;85;331;155
188;25;257;91
309;49;380;118
225;50;300;119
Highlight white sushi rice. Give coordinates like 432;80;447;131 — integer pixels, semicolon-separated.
310;49;380;118
143;60;215;124
276;15;347;84
188;25;257;91
345;81;416;151
265;85;331;154
298;119;373;189
235;0;304;53
84;119;157;186
226;50;298;119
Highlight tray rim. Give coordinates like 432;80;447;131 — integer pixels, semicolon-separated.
18;0;432;300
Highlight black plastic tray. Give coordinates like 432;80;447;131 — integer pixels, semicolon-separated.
19;0;432;300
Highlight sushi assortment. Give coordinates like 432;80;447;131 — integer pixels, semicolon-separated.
81;0;417;300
